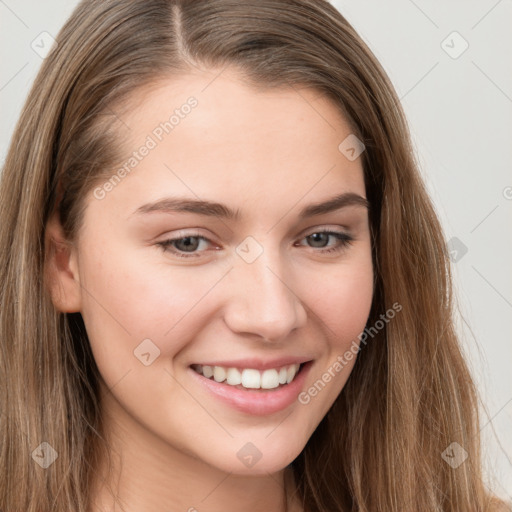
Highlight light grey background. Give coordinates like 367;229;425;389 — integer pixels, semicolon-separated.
1;0;511;500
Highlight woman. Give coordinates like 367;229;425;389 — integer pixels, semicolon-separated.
0;0;508;510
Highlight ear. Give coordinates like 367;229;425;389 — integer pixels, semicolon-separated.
44;211;82;313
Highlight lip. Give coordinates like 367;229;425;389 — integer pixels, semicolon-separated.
190;356;311;371
188;360;313;416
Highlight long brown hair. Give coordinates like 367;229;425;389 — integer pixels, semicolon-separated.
0;0;506;510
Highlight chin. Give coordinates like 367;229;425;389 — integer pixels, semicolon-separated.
195;431;308;476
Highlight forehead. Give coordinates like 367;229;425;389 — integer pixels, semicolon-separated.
116;67;359;161
85;68;366;224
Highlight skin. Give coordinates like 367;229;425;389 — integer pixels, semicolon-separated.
45;67;374;512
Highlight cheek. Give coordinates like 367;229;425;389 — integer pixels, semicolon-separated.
295;253;373;423
77;239;227;383
310;254;374;347
78;223;373;364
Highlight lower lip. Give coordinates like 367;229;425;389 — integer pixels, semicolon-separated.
188;361;313;416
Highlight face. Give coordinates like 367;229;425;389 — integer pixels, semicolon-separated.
47;68;374;476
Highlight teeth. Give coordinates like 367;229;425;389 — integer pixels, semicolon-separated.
286;365;296;384
261;369;280;389
213;366;226;383
193;363;301;390
226;367;242;386
241;369;260;389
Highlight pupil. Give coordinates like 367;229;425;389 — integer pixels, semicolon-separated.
177;237;199;252
309;233;328;248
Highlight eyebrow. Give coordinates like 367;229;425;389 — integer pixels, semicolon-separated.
131;192;369;221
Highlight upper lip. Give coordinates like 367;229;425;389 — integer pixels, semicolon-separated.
190;356;313;371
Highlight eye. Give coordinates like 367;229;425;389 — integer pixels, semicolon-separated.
156;228;354;259
156;232;214;258
295;229;354;255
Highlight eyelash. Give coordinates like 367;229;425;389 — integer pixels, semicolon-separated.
156;228;354;259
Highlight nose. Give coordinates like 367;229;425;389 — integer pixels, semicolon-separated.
222;248;308;342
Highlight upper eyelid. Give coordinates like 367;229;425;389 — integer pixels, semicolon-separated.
160;226;352;250
162;225;351;241
168;223;351;236
157;228;354;261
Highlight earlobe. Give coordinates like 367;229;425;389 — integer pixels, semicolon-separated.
44;212;82;313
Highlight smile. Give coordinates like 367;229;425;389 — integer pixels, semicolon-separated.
188;360;313;415
190;363;302;390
